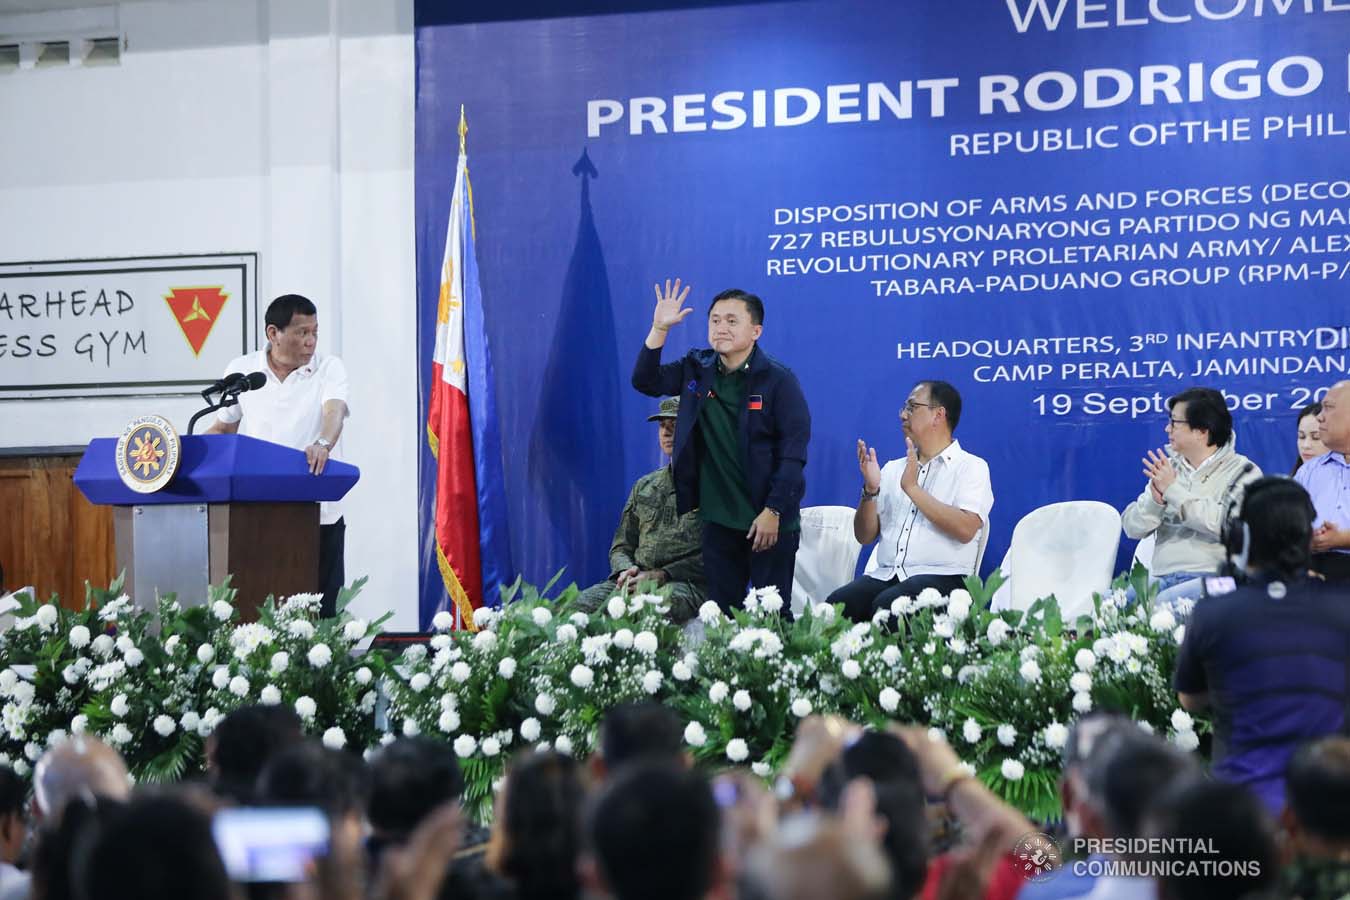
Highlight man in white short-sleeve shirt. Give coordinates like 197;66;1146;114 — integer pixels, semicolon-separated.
205;294;351;617
828;380;994;623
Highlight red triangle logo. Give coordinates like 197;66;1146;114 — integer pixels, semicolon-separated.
165;287;229;356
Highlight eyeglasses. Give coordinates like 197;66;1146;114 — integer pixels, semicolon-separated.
1166;418;1188;428
902;401;936;416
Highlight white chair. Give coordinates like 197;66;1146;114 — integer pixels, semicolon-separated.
1132;533;1156;576
991;501;1121;623
791;506;863;616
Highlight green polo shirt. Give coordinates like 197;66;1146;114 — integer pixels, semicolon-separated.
696;356;799;534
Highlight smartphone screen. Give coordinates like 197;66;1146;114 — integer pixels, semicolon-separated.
213;807;330;883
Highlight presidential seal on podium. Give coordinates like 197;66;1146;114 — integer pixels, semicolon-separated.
114;415;182;493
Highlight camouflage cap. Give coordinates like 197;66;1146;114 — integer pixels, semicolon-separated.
647;396;680;421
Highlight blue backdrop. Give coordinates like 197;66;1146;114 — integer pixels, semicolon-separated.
415;0;1350;625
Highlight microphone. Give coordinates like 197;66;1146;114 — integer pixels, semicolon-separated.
224;371;267;395
203;372;248;396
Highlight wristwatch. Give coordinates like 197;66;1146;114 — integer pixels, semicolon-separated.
315;437;333;449
860;486;880;501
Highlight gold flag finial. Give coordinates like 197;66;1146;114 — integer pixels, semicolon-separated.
458;105;467;154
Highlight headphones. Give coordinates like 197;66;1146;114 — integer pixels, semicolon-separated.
1219;474;1317;576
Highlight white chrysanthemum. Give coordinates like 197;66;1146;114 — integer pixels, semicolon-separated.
355;666;373;685
535;693;557;716
498;657;517;679
482;736;502;757
725;738;749;762
684;721;707;746
917;587;944;607
1170;709;1194;732
62;666;81;685
672;661;693;681
71;714;89;735
34;604;59;631
410;673;432;693
431;611;454;632
115;634;133;654
404;644;428;663
879;687;901;713
726;691;750;714
211;667;230;690
613;629;634;650
178;711;199;732
163;634;181;655
1073;692;1093;713
197;644;215;664
260;684;282;705
453;734;477;757
430;634;452;652
752;761;772;778
569;612;590;628
307;643;333;668
402;717;421;737
520;717;542;742
91;635;115;657
148;714;175;737
322;727;347;750
109;723;133;746
473;631;498;654
451;661;472;683
997;724;1017;747
532;607;553;627
947;590;973;622
791;698;813;718
288;620;316;640
1001;759;1025;781
607;596;627;619
1070;672;1093;694
125;648;144;667
633;630;658;655
950;638;967;655
881;645;902;666
343;619;369;642
932;615;956;639
47;729;68;747
68;625;91;648
555;735;574;755
642;670;663;694
812;601;837;622
472;607;496;630
842;659;862;680
211;600;233;621
698;601;723;626
986;619;1010;646
1107;638;1132;663
709;681;729;703
556;624;578;643
963;718;983;743
570;665;594;688
229;675;249;697
756;586;784;613
294;696;317;720
923;642;936;656
1175;730;1199;752
1044;722;1069;749
1125;658;1142;674
1149;609;1176;632
438;709;461;733
1019;659;1042;683
1074;648;1096;671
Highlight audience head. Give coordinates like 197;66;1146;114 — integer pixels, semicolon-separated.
586;761;723;900
742;814;891;900
0;764;24;864
649;397;680;458
487;750;586;900
1167;387;1232;454
1147;778;1279;900
367;737;464;841
207;704;303;804
1232;476;1315;579
1293;401;1326;473
903;381;961;445
1059;713;1141;838
1081;727;1196;842
1283;735;1350;855
1318;381;1350;453
594;702;687;780
73;792;233;900
256;741;368;853
32;736;131;825
816;731;926;898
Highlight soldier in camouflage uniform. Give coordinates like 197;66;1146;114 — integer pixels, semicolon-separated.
574;397;707;622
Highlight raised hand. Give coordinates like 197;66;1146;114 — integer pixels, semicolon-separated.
857;439;882;493
651;278;694;332
900;437;920;494
1142;448;1177;494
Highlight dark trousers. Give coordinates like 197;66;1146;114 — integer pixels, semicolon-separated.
702;521;800;613
828;572;968;623
319;517;346;618
1311;552;1350;583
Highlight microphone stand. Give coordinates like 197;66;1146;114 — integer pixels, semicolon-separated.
187;391;242;436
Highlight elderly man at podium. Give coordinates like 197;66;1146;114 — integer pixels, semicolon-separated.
205;294;350;617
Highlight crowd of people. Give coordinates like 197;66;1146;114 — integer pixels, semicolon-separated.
0;696;1347;900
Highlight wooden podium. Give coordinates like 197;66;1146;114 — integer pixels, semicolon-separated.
74;434;359;621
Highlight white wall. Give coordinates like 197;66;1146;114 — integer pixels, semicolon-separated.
0;0;420;629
